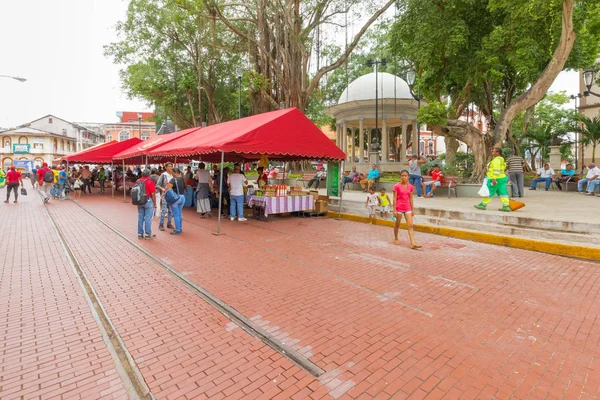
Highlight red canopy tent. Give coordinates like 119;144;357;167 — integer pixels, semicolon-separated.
63;138;142;164
147;108;345;162
54;140;117;165
112;127;201;164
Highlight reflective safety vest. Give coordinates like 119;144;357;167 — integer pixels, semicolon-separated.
487;156;507;179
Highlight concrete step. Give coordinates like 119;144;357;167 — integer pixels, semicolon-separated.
329;198;599;235
328;200;599;249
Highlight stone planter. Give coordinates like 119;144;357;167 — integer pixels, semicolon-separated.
456;184;482;198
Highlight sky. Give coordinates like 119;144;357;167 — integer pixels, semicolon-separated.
0;1;581;129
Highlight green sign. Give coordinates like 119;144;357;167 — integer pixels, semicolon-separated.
13;144;30;154
326;162;340;197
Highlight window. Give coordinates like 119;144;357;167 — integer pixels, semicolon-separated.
419;140;425;156
18;136;28;144
53;139;58;152
118;131;130;141
2;157;13;170
62;129;67;135
61;140;65;150
428;141;434;155
49;118;53;124
106;134;112;142
33;142;44;150
3;138;10;148
67;142;71;152
141;132;150;140
34;157;44;166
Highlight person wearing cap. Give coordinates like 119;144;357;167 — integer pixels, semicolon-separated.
165;168;186;235
137;169;157;239
156;162;175;230
36;162;53;203
4;166;23;203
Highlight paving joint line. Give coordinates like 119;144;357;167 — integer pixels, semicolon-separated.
71;200;326;378
43;201;155;400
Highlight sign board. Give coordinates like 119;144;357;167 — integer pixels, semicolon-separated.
13;144;30;154
326;162;340;197
13;160;34;172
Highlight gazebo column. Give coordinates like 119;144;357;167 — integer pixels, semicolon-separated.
351;127;356;163
342;120;348;161
412;119;419;155
381;118;388;163
336;124;341;150
367;128;372;155
359;118;365;163
400;119;408;162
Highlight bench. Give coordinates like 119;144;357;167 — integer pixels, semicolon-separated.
422;175;458;198
300;173;326;188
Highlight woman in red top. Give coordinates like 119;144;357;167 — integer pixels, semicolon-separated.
5;166;23;203
392;170;421;249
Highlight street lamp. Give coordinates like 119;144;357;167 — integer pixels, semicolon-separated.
406;67;421;155
0;75;26;82
137;112;143;140
583;68;599;97
366;58;387;162
570;94;582;170
236;67;242;119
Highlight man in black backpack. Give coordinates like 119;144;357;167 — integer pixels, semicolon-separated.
136;169;157;239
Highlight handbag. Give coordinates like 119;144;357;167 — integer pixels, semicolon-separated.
477;178;490;197
20;187;27;196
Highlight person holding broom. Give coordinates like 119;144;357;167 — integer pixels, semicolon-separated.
475;148;511;212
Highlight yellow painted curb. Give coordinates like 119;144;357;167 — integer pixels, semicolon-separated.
327;211;600;262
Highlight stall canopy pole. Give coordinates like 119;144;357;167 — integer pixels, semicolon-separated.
337;160;345;220
111;161;115;198
123;160;126;202
214;151;225;236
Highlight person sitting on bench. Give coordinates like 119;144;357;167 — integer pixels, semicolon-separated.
530;163;555;191
555;163;576;191
307;167;326;189
422;164;443;198
360;164;380;192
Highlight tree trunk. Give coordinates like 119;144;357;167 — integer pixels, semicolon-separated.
444;137;460;165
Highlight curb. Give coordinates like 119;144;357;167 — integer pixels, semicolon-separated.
327;212;600;262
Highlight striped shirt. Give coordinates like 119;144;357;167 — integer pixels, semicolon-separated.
506;156;524;173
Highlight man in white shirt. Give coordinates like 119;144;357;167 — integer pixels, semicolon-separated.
530;163;555;191
577;163;600;195
228;164;248;221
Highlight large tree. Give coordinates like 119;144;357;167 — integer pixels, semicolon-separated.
390;0;600;181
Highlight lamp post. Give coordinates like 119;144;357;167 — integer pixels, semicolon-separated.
0;75;26;82
406;67;421;155
137;112;143;140
366;58;387;162
570;94;581;170
236;67;242;119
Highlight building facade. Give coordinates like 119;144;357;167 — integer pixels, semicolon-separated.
27;115;103;152
102;111;157;142
579;63;600;166
0;127;76;170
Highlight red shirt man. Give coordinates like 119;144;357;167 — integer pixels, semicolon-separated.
37;163;52;184
422;165;444;198
139;175;157;199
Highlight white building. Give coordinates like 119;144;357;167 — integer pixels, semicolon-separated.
27;114;104;152
0;127;76;170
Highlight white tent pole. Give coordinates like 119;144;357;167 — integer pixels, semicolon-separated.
123;160;126;202
111;161;114;198
214;151;225;236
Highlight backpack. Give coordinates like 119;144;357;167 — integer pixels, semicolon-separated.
164;178;181;205
43;170;54;183
131;179;149;206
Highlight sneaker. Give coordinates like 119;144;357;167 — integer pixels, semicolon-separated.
144;234;156;239
529;188;536;191
138;234;144;239
170;231;182;235
159;225;165;231
474;203;487;210
238;217;248;222
498;206;511;212
166;223;174;229
230;217;235;221
545;189;549;191
585;192;594;196
43;197;49;204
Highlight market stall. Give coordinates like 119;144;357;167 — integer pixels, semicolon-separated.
247;185;315;218
148;107;345;233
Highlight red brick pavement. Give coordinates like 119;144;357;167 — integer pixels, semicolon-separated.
74;194;600;400
0;193;128;399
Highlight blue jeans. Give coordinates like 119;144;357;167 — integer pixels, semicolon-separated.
578;178;600;193
532;177;552;190
57;182;65;199
159;197;173;226
171;195;185;233
409;175;422;197
137;199;154;235
230;195;244;218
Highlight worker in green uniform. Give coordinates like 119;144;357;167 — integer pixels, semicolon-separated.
475;147;511;212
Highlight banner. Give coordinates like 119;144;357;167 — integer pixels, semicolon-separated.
13;160;34;172
13;144;30;154
326;162;340;197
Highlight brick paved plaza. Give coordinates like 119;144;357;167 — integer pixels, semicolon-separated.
1;189;600;400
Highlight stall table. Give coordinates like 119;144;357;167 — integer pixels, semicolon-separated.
247;195;314;219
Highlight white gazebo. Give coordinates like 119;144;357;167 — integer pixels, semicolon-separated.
327;72;422;172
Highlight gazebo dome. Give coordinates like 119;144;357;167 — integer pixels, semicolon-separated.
338;72;413;104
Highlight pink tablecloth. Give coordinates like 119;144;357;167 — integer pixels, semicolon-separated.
248;195;314;217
